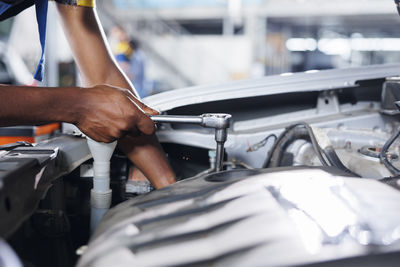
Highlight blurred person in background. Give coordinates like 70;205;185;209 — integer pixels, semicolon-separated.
0;0;176;189
110;25;132;75
128;39;147;98
109;26;148;98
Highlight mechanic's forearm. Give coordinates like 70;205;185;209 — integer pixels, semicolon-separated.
0;85;80;126
56;4;138;96
57;3;176;187
118;135;176;189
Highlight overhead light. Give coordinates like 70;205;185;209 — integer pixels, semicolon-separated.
351;38;400;51
286;38;317;52
286;37;400;55
318;38;350;56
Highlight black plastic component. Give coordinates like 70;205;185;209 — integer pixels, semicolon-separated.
380;177;400;191
110;151;129;204
0;158;43;238
162;143;210;180
395;0;400;16
0;141;32;151
0;147;58;238
0;126;35;137
381;77;400;114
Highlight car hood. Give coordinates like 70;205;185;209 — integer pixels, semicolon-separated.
143;64;400;111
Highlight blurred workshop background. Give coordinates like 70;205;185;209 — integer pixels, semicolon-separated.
0;0;399;97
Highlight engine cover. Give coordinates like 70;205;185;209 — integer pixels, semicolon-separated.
78;168;400;267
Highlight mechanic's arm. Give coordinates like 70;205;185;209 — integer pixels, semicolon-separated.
0;84;155;142
56;3;176;188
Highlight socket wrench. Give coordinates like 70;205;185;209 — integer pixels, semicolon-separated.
150;113;232;172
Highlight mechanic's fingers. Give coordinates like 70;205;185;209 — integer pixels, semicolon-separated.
125;90;159;115
134;98;159;116
142;104;159;116
135;113;156;135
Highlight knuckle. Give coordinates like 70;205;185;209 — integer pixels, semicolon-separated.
122;121;131;131
111;128;121;138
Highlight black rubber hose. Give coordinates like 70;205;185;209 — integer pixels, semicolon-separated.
379;127;400;176
264;123;360;177
302;123;328;166
323;146;360;177
265;127;309;168
263;123;328;168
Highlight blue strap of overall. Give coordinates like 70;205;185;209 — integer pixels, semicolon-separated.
0;3;11;14
33;0;48;82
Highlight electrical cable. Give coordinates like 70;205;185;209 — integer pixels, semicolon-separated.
247;134;277;152
379;126;400;176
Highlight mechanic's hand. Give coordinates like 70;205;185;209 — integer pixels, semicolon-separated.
75;85;159;143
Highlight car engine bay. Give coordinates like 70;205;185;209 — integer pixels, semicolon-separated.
2;64;400;266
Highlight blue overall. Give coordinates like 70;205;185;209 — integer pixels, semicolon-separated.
0;0;48;82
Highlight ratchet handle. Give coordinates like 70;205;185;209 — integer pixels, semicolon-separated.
150;115;203;125
150;114;232;129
